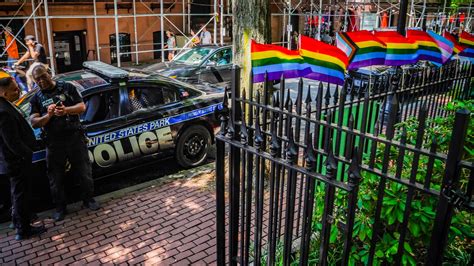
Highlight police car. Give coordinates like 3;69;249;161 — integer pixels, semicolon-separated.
16;61;224;179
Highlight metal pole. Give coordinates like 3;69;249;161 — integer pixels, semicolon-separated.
188;0;191;33
397;0;409;36
32;0;39;41
345;0;349;31
133;0;139;64
214;0;217;44
376;0;380;29
182;0;186;33
93;0;101;61
282;9;287;45
318;0;322;40
160;0;165;62
467;0;473;32
114;0;121;67
220;0;224;45
44;0;55;75
441;0;447;33
287;1;292;49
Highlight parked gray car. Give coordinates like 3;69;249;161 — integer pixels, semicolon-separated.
144;45;233;86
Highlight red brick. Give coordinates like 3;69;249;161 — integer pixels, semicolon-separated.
42;256;62;265
99;236;117;246
29;254;50;264
36;246;57;257
55;256;75;265
85;252;107;263
86;235;106;245
131;246;152;257
16;253;36;264
1;242;20;252
68;241;88;251
173;250;193;261
61;248;81;260
3;251;25;262
188;251;210;263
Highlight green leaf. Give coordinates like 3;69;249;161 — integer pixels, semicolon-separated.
376;250;384;258
409;223;420;237
404;242;413;254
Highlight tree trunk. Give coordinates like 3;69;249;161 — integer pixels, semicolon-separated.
233;0;271;90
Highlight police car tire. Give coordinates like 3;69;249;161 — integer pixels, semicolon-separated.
176;125;211;168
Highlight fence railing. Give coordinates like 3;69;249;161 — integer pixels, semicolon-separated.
215;60;473;265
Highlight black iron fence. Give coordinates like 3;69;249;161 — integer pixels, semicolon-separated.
215;61;473;265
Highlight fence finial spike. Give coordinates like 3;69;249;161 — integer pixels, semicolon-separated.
226;113;234;139
305;85;312;104
254;119;264;150
325;143;337;175
285;88;291;110
256;90;261;104
272;91;280;107
304;133;317;169
348;146;361;183
286;129;297;163
270;129;281;157
287;98;293;113
240;110;248;145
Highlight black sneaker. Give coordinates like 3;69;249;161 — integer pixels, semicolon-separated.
15;225;46;241
53;210;67;222
83;199;100;211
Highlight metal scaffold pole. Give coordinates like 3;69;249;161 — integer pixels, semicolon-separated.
133;0;139;64
214;0;217;44
93;0;101;61
32;0;39;41
113;0;121;67
44;0;55;75
220;0;224;45
160;0;165;62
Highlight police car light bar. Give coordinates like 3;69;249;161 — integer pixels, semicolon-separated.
83;61;129;80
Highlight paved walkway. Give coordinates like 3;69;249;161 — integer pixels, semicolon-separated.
0;165;218;265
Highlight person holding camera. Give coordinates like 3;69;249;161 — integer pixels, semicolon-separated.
0;77;46;240
29;65;99;222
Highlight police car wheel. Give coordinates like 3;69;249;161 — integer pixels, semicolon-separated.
176;125;210;168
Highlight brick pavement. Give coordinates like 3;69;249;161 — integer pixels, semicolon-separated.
0;167;218;265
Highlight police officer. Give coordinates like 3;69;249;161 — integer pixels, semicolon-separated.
29;65;99;222
0;77;46;240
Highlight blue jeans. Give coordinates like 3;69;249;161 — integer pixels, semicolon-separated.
7;58;16;68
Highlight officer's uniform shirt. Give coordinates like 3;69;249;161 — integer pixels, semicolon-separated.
30;82;83;141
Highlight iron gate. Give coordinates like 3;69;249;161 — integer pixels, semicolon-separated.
215;61;473;265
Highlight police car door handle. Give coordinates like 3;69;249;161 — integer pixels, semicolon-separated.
145;139;159;145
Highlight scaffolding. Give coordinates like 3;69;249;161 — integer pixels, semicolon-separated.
0;0;473;74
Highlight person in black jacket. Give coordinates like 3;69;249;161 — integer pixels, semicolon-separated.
30;65;99;222
0;77;46;240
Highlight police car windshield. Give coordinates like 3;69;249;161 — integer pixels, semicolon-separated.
173;47;214;66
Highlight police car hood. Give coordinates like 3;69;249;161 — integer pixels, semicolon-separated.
144;62;195;77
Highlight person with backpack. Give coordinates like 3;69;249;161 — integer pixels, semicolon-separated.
29;65;99;222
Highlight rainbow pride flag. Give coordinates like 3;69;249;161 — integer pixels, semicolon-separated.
407;29;442;65
374;31;419;66
336;30;386;70
426;30;454;64
299;35;348;85
459;31;474;47
458;31;474;63
251;40;304;83
443;31;466;54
